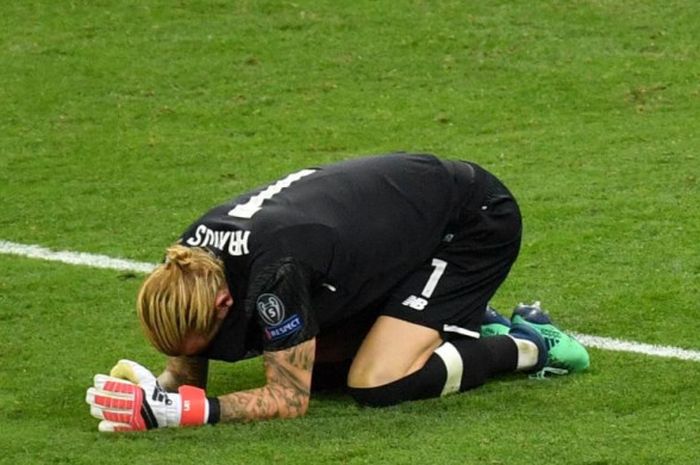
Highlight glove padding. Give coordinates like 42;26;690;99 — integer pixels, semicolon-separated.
86;359;209;432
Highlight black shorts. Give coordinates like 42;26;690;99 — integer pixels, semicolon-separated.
380;162;522;340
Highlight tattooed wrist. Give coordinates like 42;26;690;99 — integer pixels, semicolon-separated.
218;384;309;422
218;338;316;422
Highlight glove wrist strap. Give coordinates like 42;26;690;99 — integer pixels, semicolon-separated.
178;385;209;426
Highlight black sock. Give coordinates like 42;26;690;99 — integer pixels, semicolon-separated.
348;335;518;407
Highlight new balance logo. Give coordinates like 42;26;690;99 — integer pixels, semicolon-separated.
402;295;428;311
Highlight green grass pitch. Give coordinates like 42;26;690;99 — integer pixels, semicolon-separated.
1;1;699;464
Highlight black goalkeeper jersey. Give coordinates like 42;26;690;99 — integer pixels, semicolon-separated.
180;152;487;362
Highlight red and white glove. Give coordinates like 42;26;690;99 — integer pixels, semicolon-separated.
85;359;215;432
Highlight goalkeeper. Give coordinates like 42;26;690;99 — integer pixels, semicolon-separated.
86;152;589;432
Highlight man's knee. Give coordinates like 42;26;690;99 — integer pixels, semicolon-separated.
347;316;443;389
347;361;399;389
347;354;448;407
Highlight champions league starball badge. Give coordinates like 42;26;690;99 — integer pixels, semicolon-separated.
256;293;286;326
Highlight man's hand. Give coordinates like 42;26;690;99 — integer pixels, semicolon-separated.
86;359;214;432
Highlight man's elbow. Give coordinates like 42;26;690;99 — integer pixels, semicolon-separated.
288;393;310;418
276;387;310;419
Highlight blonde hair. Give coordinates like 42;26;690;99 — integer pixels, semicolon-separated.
137;244;225;355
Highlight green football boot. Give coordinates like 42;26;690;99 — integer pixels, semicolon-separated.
511;301;590;377
480;305;512;337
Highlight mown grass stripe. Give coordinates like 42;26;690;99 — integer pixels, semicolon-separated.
3;239;699;363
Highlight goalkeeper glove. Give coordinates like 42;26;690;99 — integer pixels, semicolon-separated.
85;359;219;432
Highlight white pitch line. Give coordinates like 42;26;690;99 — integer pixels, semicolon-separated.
0;240;155;274
571;333;700;363
2;239;700;363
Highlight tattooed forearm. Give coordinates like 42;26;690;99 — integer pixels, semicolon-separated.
158;356;209;391
218;338;316;422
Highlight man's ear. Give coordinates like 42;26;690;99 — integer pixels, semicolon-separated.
214;288;233;320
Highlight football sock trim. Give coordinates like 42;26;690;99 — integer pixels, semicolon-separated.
434;342;464;396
